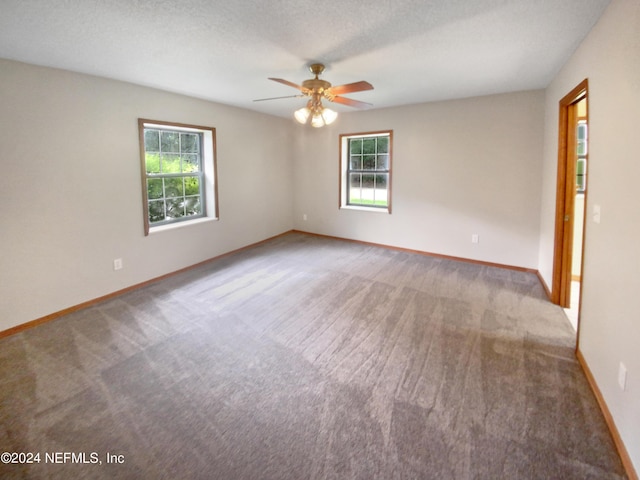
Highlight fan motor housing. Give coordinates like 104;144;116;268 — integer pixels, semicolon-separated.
302;78;332;92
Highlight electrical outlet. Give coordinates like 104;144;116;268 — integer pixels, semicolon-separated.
471;234;479;244
113;258;123;271
303;214;308;221
593;204;601;224
618;362;627;391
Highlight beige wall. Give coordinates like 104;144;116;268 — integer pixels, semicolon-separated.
0;59;294;330
538;0;640;470
0;61;546;328
293;90;545;269
573;194;584;278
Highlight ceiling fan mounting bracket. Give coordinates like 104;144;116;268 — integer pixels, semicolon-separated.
309;63;325;78
303;63;331;93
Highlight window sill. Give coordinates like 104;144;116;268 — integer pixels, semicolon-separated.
340;205;390;214
149;216;218;235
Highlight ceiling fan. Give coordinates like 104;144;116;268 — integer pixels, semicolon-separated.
254;63;374;127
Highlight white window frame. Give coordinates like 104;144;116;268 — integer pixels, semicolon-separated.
339;130;392;213
138;119;218;235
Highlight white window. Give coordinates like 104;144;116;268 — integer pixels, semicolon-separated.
138;119;218;235
576;120;587;193
340;131;392;213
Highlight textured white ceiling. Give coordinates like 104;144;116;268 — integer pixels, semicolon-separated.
0;0;611;118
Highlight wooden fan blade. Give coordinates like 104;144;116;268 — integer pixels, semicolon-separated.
253;94;305;102
330;96;373;109
327;81;373;95
269;78;310;94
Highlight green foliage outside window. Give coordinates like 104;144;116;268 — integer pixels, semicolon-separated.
143;128;204;224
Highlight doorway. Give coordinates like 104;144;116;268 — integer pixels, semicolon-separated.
552;79;589;335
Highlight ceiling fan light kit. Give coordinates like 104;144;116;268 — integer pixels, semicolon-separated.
294;99;338;128
256;63;373;128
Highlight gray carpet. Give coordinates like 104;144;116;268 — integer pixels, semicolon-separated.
0;232;627;479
